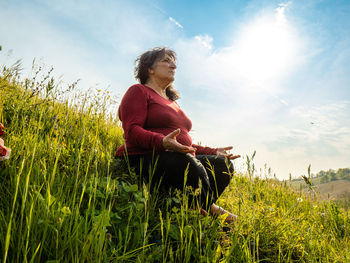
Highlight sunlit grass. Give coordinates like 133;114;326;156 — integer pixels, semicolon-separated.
0;62;349;262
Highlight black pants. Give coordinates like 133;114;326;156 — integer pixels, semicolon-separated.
125;152;234;210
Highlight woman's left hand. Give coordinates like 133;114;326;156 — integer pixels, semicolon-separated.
216;146;240;160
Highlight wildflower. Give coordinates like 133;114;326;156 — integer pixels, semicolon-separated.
0;142;6;155
297;197;303;202
0;138;11;160
0;123;5;135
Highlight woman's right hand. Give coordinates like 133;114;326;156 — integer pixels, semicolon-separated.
162;128;196;154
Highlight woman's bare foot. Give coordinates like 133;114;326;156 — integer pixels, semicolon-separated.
210;203;237;223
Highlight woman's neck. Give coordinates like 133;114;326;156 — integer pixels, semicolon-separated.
145;79;169;99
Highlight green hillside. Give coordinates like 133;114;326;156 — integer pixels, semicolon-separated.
0;63;349;262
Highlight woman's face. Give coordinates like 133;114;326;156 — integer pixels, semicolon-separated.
149;53;177;83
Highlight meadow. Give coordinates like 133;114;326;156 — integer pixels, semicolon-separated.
0;62;349;262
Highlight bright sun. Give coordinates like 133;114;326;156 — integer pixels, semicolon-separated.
234;5;299;85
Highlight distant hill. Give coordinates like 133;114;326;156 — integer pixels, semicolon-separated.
291;167;350;185
289;169;350;209
315;180;350;200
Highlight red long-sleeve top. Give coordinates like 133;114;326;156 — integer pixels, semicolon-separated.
115;84;217;156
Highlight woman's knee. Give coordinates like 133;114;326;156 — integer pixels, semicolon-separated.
182;154;209;186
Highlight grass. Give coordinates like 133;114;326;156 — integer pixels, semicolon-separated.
0;61;349;262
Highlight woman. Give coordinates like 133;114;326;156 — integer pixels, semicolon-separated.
115;47;240;221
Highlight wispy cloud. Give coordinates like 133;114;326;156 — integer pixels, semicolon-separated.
150;2;184;29
288;101;350;146
265;101;350;162
0;0;182;94
174;4;303;113
169;17;183;29
174;3;349;177
275;1;292;24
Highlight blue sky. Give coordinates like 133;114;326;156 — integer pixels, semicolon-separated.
1;0;349;179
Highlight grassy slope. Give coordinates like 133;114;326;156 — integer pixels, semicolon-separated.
0;64;349;262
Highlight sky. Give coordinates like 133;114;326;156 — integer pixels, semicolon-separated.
1;0;350;179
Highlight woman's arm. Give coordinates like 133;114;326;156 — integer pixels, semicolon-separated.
192;144;217;155
119;85;165;151
193;144;240;160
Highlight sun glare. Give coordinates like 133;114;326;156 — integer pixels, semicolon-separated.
233;6;299;86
